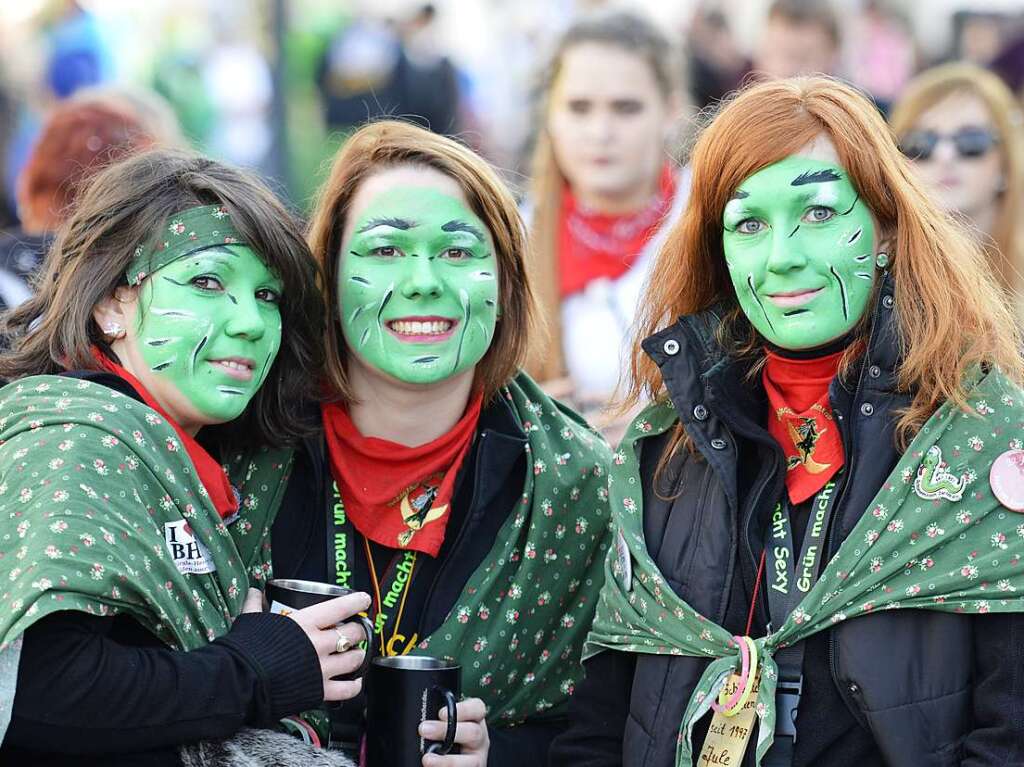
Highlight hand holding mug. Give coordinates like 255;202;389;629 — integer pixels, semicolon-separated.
419;698;490;767
284;591;372;701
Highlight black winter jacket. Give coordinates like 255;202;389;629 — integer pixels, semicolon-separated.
551;276;1024;767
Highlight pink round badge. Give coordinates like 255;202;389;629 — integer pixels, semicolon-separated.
989;450;1024;512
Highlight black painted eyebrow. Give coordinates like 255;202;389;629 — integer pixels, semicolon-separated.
791;169;842;186
441;220;485;241
730;189;749;200
357;217;416;233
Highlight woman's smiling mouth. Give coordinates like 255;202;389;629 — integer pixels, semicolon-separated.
385;317;459;343
210;357;256;381
766;287;824;308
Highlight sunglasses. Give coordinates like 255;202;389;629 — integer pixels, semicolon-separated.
899;126;999;161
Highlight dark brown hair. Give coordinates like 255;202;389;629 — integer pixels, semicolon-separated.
1;148;325;447
767;0;840;48
307;119;539;404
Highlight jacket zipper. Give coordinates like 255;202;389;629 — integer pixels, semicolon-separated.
825;300;888;728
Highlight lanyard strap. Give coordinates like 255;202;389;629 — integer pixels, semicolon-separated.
763;477;841;631
328;480;421;656
761;476;842;765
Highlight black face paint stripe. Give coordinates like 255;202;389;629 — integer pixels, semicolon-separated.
360;327;371;346
791;169;842;186
788;224;800;238
413;356;439;364
350;305;364;323
162;276;189;287
350;276;371;285
748;274;775;332
227;293;238;305
840;194;860;216
376;287;393;328
452;300;471;371
847;227;863;245
357;217;415;233
152;361;173;371
146;339;171;347
830;265;849;320
484;299;496;307
441;220;486;241
192;335;208;369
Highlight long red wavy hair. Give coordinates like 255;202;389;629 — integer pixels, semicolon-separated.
626;76;1023;456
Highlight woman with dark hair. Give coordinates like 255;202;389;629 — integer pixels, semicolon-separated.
552;76;1024;767
271;119;614;766
0;148;369;766
525;11;688;415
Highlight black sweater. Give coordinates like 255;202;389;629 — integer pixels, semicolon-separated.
0;373;324;766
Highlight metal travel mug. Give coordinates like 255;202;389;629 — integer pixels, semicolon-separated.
365;655;461;766
265;578;374;680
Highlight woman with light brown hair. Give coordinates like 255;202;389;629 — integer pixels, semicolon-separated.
525;11;687;407
551;76;1024;767
269;120;614;765
891;62;1024;303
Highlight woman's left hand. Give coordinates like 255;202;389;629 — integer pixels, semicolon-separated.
419;697;489;766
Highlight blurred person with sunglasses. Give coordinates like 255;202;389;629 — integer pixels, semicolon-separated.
891;63;1024;303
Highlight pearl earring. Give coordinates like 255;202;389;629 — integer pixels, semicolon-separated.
875;252;890;270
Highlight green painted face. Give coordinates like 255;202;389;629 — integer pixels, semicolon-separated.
722;156;877;350
135;244;283;422
339;186;499;384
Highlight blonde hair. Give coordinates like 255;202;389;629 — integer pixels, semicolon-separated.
307;120;540;404
525;11;681;382
625;76;1023;468
890;62;1024;295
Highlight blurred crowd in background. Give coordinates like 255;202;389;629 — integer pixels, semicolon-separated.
3;0;1024;431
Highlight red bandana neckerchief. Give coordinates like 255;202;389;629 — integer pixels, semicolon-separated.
763;348;846;505
91;348;239;520
321;393;483;557
558;165;676;298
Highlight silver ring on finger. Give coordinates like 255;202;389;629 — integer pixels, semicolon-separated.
334;626;352;654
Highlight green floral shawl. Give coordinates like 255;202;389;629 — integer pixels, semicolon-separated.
586;367;1024;766
0;375;293;741
418;373;614;725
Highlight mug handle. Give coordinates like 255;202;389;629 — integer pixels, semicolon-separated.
336;615;375;681
424;687;458;756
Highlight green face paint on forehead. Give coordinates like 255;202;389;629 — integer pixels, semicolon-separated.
722;156;877;350
339;186;499;385
135;244;283;422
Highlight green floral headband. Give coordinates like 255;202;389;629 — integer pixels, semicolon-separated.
125;204;249;286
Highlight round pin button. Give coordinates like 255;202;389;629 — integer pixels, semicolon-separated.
989;450;1024;512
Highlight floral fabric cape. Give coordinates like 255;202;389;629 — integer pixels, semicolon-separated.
0;375;293;741
585;367;1024;766
418;373;614;724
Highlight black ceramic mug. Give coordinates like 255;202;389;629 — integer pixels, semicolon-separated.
365;655;461;766
265;578;374;680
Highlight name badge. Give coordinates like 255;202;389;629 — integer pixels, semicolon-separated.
164;520;217;575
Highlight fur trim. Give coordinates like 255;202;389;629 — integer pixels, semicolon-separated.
179;727;357;767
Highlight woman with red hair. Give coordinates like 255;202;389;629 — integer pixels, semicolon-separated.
551;76;1024;766
0;89;172;314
